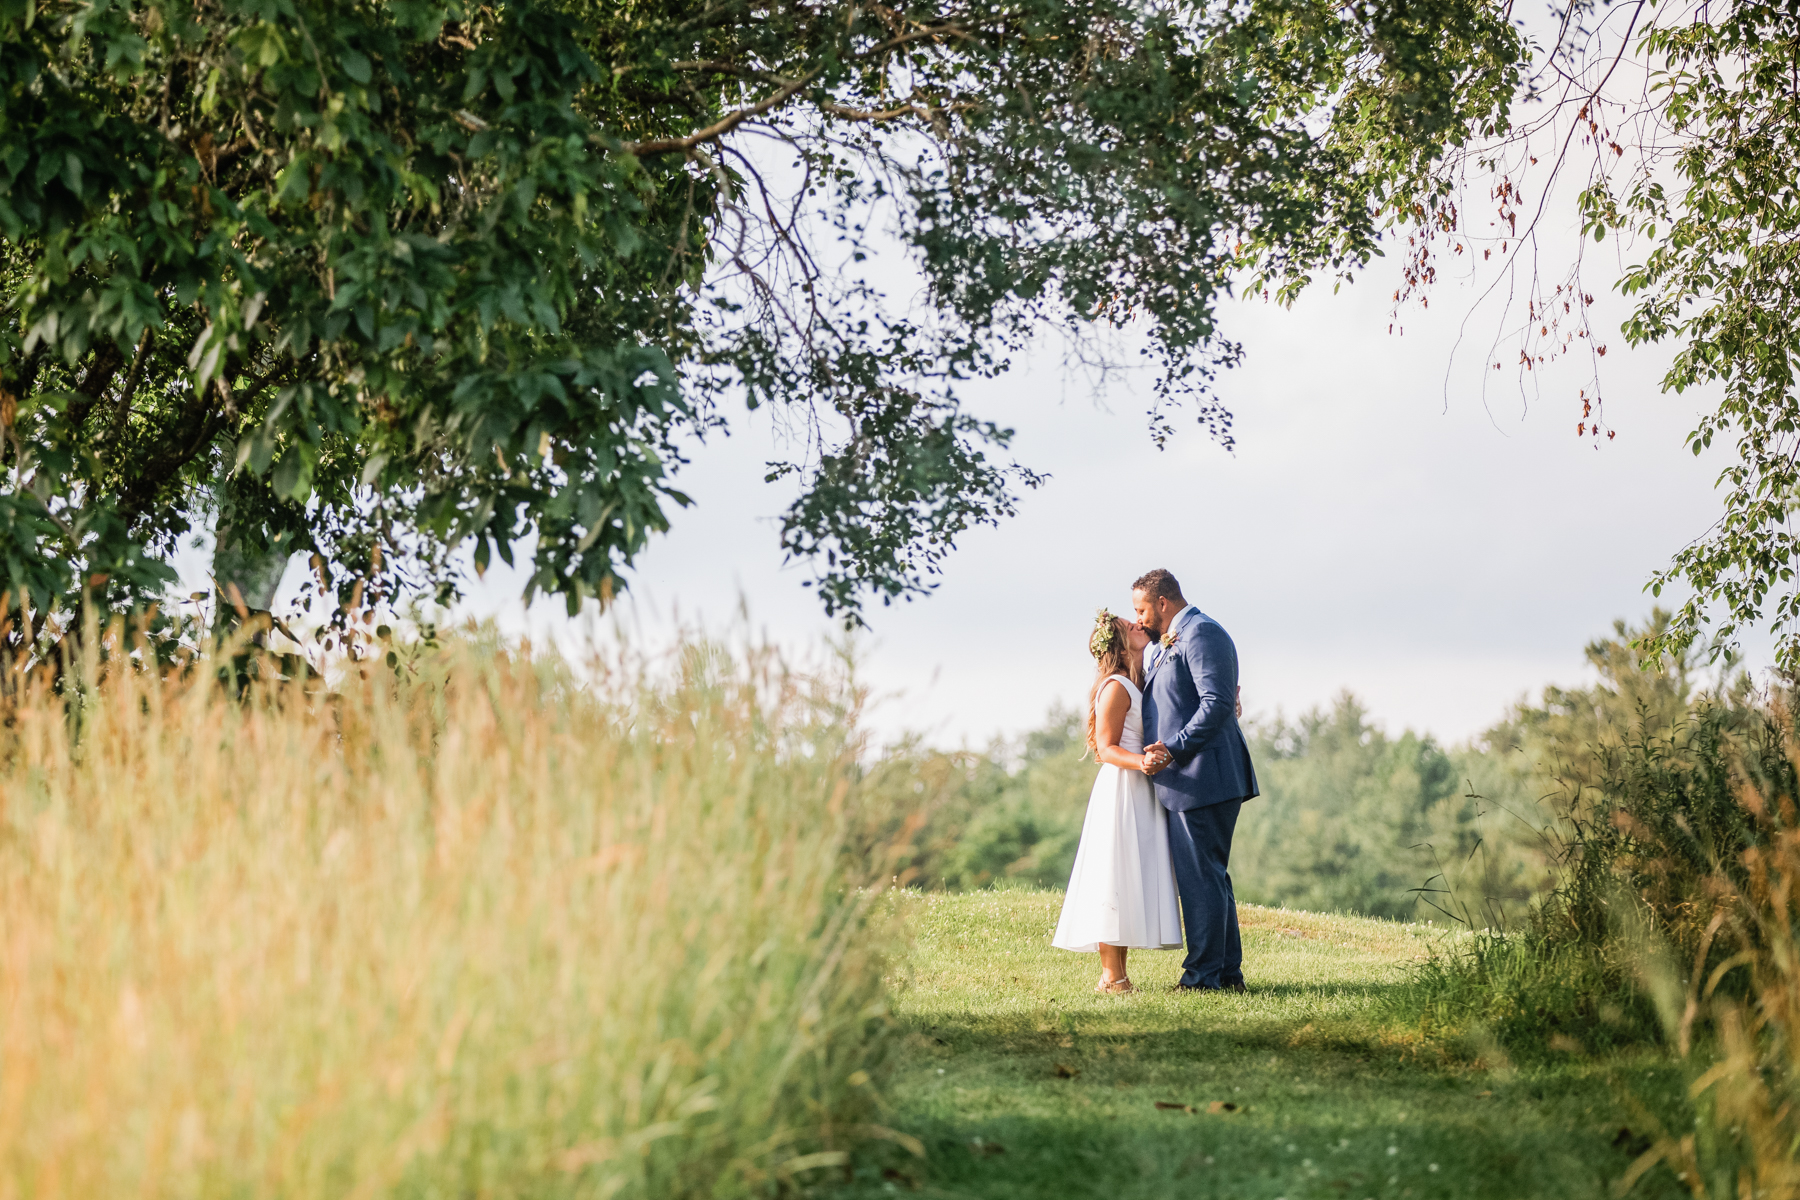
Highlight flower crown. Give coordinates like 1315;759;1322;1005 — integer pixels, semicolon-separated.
1089;608;1121;659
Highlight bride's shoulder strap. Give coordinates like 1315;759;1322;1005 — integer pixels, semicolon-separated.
1103;673;1141;697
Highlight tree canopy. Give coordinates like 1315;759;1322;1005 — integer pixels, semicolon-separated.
0;0;1521;641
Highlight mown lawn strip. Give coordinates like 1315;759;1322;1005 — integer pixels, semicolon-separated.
835;890;1687;1200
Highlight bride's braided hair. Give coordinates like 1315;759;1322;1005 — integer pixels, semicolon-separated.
1085;611;1144;756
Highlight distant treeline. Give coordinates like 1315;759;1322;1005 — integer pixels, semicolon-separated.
869;611;1734;923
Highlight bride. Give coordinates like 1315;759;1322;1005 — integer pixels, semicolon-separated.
1051;610;1183;993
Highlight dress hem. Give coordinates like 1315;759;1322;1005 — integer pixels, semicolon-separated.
1052;940;1186;954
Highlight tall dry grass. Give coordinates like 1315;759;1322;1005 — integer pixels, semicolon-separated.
1617;707;1800;1198
0;631;908;1199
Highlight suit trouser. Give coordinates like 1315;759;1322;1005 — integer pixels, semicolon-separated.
1167;799;1244;989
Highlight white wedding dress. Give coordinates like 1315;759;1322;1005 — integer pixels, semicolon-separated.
1051;675;1183;953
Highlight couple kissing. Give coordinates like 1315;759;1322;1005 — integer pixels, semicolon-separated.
1050;569;1260;995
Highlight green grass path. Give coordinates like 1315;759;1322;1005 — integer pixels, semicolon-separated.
837;890;1685;1200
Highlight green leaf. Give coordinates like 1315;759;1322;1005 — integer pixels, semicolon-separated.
340;49;371;84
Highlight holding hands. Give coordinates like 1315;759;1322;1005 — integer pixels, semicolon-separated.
1139;684;1240;776
1142;743;1172;775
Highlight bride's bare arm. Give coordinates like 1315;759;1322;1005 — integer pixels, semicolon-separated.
1093;681;1150;771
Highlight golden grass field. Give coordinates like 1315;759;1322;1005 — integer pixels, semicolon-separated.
0;636;902;1199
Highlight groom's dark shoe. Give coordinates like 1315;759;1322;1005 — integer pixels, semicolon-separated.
1173;982;1249;994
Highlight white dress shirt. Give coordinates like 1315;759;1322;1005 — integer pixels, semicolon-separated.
1146;604;1195;672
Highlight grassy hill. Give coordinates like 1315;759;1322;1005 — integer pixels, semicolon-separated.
836;890;1688;1200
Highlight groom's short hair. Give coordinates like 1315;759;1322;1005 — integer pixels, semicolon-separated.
1131;569;1184;605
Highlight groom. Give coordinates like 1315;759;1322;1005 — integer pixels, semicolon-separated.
1132;569;1259;993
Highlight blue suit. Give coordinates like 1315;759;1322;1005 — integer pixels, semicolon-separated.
1143;606;1259;989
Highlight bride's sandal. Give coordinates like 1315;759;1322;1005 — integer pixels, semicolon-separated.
1095;977;1135;995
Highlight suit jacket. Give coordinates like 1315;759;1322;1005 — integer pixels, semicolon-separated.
1142;606;1259;812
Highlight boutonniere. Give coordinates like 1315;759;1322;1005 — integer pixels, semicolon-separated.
1160;631;1179;649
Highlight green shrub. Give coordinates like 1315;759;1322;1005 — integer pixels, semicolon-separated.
1392;931;1662;1055
1537;698;1771;972
1394;612;1767;1054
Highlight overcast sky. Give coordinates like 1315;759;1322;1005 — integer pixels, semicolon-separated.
421;232;1754;751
